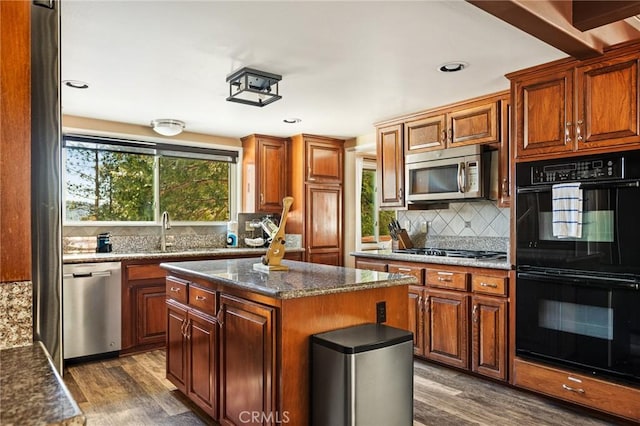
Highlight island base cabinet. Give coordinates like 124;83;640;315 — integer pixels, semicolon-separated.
219;294;276;426
166;301;218;419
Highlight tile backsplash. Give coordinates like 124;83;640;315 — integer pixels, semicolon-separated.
397;200;510;252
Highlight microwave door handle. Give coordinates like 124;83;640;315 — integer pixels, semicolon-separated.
457;162;466;193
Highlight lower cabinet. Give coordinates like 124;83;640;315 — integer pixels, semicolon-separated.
218;294;276;426
355;256;509;382
166;279;277;426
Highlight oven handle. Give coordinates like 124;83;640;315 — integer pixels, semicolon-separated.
517;271;640;291
516;179;640;194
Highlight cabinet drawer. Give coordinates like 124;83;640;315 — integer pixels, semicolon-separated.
513;358;640;421
127;263;165;280
388;264;424;285
166;276;188;304
426;269;467;291
471;275;506;296
355;258;388;272
189;285;216;316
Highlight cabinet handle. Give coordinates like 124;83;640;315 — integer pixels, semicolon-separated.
397;267;412;272
472;305;478;323
565;121;572;143
501;178;509;197
576;119;583;142
448;128;453;143
181;318;187;337
170;287;181;292
417;295;423;312
480;282;498;288
562;384;585;394
186;319;191;340
424;295;429;313
441;129;447;144
437;277;452;282
398;187;403;201
215;308;225;327
195;295;206;301
260;193;264;204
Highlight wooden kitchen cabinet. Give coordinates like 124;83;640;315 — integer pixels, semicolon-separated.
425;289;469;370
166;301;188;393
404;114;446;153
471;295;507;381
288;134;344;265
447;99;500;148
376;124;405;208
354;258;388;272
241;134;288;213
408;285;425;356
218;294;276;426
509;42;640;160
122;262;168;354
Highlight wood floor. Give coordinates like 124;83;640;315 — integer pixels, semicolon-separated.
63;350;622;425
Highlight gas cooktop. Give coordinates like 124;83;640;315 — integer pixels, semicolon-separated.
393;247;507;260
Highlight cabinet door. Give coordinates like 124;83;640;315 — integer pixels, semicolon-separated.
513;69;574;158
425;290;469;369
305;137;343;184
166;302;187;393
471;296;507;381
305;184;342;266
408;286;425;357
576;55;640;150
404;113;446;153
258;137;287;212
135;282;167;346
448;101;499;147
219;294;276;426
377;124;404;208
187;310;218;418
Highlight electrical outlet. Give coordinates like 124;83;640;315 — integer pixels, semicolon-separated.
376;301;387;324
245;222;253;231
420;221;428;233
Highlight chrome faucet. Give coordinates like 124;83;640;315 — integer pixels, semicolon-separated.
160;211;172;252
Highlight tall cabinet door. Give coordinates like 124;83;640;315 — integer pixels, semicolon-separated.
258;137;287;212
219;295;276;426
305;184;343;266
577;55;640;150
513;69;574;158
377;124;404;208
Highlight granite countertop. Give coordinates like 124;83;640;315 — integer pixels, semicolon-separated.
350;249;513;270
0;342;85;425
161;258;416;299
63;247;305;264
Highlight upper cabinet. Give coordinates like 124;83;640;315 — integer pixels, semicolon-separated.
375;91;509;209
377;124;405;208
241;134;288;213
508;41;640;160
305;136;343;184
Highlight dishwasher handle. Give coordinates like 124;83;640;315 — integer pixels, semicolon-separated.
64;270;113;279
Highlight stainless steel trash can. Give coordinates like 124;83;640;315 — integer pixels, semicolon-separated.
311;323;413;426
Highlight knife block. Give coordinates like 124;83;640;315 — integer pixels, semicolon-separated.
397;229;414;249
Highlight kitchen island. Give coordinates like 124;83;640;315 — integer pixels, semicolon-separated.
161;257;414;426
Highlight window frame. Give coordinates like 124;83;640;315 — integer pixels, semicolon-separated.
62;133;240;226
355;155;393;251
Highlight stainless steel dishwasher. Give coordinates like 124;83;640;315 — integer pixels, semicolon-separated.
63;262;122;360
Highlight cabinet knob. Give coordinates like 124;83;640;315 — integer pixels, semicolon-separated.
170;287;181;292
195;295;206;301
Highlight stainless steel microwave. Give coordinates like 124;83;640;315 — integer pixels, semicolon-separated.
405;145;498;203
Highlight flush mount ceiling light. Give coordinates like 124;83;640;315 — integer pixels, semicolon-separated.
226;67;282;107
63;80;89;89
438;61;469;73
150;119;185;137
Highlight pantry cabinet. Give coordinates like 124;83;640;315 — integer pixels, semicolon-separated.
241;134;288;213
508;42;640;160
288;134;344;265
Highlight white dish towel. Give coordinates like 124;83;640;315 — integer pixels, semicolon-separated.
552;183;583;238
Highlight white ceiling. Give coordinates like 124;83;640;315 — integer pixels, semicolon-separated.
60;1;566;140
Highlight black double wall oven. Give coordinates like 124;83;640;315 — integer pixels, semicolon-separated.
515;149;640;385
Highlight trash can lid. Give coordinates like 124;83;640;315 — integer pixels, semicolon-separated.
311;323;413;354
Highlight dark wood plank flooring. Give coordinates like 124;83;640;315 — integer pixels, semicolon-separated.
63;350;622;425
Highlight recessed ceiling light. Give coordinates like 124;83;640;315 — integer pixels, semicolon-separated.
63;80;89;89
283;118;302;124
438;62;468;73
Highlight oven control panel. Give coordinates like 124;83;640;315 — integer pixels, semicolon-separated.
531;157;623;184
